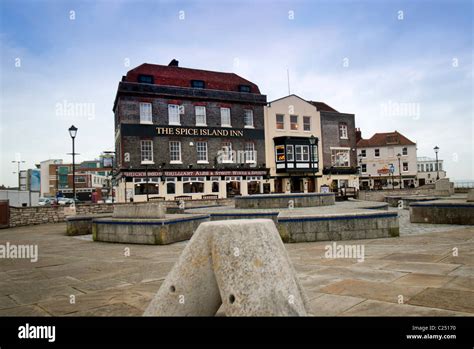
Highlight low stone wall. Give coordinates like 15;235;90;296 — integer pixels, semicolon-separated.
8;198;233;228
385;196;439;209
410;201;474;225
9;204;115;228
93;214;210;245
235;193;335;209
359;188;451;202
277;212;399;243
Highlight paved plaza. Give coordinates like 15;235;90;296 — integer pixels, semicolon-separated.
0;207;472;316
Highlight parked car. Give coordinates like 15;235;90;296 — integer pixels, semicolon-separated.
57;198;78;205
38;198;51;206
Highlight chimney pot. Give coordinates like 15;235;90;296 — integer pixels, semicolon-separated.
168;59;179;67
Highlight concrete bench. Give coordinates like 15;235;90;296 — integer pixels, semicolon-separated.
175;195;192;201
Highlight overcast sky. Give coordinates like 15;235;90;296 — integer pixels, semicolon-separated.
0;0;472;186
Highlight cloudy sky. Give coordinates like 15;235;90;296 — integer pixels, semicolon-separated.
0;0;472;186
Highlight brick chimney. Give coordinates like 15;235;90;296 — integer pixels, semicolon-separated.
355;128;362;143
168;59;179;67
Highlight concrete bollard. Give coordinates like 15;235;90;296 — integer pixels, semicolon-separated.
144;219;309;316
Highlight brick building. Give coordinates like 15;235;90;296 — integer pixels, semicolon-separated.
309;102;359;191
39;159;112;201
113;60;268;202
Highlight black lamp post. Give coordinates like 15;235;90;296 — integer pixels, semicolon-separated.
309;135;316;193
397;153;402;189
434;146;440;180
68;125;78;201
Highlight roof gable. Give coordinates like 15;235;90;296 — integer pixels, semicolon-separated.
357;131;416;148
124;63;261;94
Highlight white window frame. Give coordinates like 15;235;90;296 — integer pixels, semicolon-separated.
245;142;256;163
374;148;380;158
195;106;206;126
220;108;231;127
276;114;285;130
290;115;298;131
141;140;153;162
403;162;409;172
244;109;254;128
168;104;180;125
196;141;208;163
295;145;309;162
303;116;311;131
182;177;205;194
402;147;408;156
221;142;233;163
286;145;294;161
169;141;182;163
360;149;366;157
139;103;152;124
361;164;367;173
339;123;348;139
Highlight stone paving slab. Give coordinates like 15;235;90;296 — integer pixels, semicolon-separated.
392;273;454;288
308;294;365;316
341;299;472;316
0;201;472;316
408;288;474;313
320;279;426;304
383;261;462;275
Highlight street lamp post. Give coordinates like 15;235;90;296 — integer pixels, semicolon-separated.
309;135;317;193
11;160;25;189
434;146;440;181
397;153;402;189
141;160;154;202
68;125;78;201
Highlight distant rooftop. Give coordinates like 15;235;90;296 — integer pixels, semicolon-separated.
417;157;443;162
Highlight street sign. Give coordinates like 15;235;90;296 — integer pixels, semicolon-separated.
389;164;395;174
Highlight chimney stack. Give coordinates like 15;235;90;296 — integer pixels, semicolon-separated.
355;128;362;143
168;59;179;67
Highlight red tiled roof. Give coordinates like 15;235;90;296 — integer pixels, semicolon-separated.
357;131;416;148
307;101;338;112
124;63;261;94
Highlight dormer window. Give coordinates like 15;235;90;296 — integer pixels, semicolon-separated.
238;85;251;93
138;75;154;84
191;80;205;88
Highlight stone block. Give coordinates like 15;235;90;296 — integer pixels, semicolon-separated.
144;219;309;316
113;203;166;219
